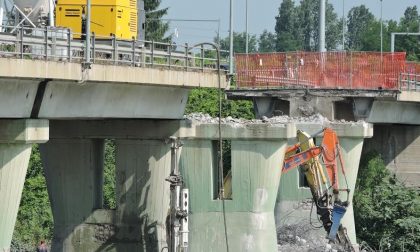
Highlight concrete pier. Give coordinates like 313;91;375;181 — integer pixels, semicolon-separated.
0;120;49;252
180;123;295;251
275;123;373;245
40;120;295;251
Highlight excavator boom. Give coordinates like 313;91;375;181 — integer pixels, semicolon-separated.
282;128;354;252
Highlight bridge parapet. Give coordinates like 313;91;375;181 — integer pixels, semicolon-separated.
0;25;227;73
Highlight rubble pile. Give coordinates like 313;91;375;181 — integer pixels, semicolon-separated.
277;224;346;252
185;113;367;127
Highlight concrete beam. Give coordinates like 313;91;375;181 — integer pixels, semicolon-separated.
0;58;227;89
368;100;420;125
47;120;297;140
0;120;49;252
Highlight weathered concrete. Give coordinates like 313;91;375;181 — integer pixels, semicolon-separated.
367;100;420;125
180;124;295;251
276;123;373;245
0;58;226;88
0;120;49;252
363;124;420;187
0;58;228;119
41;119;295;252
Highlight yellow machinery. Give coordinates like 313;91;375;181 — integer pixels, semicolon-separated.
55;0;138;40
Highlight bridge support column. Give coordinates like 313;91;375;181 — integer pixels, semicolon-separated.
0;120;49;252
40;120;178;252
275;123;373;247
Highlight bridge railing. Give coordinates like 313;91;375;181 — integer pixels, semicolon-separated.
235;51;409;91
0;26;227;72
399;62;420;91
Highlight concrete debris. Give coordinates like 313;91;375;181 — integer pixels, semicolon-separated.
277;224;347;252
185;113;367;127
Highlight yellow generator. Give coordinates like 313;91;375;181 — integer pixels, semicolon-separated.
55;0;138;40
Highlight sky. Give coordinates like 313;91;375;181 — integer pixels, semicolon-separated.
160;0;420;44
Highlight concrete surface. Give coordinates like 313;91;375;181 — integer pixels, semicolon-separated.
363;124;420;187
39;119;295;252
0;58;226;88
0;58;227;119
275;122;373;245
180;133;291;251
0;120;49;252
367;100;420;125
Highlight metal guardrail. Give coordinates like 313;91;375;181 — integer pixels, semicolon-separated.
399;73;420;91
0;25;228;72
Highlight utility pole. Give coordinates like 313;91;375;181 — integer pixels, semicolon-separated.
342;0;345;50
229;0;234;75
319;0;326;52
380;0;383;58
245;0;248;54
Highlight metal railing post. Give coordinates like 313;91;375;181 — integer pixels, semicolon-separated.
141;46;146;67
201;44;204;72
67;28;72;61
151;40;154;66
185;43;188;70
168;42;172;69
131;38;136;66
112;35;117;64
20;26;24;59
45;27;48;60
91;33;96;63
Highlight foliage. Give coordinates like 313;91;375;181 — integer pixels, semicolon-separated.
395;6;420;60
218;32;258;54
346;5;376;50
144;0;170;42
103;140;116;210
12;145;53;250
354;152;420;251
275;0;301;52
258;30;276;52
185;88;254;120
273;0;342;52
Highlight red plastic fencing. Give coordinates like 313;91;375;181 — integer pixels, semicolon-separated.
235;51;407;90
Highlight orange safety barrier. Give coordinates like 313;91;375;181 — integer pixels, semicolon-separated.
235;51;407;90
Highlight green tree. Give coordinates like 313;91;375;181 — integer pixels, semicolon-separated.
185;88;254;120
258;30;276;52
346;5;376;50
396;6;420;60
12;145;53;250
275;0;301;51
218;32;258;54
103;140;116;210
144;0;170;41
354;152;420;251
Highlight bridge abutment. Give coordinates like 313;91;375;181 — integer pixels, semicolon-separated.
0;120;48;252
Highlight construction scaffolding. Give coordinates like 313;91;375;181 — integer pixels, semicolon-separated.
235;51;412;91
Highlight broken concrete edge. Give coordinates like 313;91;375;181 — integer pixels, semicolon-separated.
0;58;228;89
0;119;49;144
292;122;374;139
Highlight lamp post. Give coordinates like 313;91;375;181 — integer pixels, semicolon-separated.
380;0;383;57
342;0;345;50
245;0;248;54
229;0;234;75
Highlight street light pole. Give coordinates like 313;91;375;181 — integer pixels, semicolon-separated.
319;0;326;52
342;0;345;50
380;0;383;57
229;0;234;75
245;0;248;54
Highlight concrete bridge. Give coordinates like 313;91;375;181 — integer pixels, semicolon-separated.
229;51;420;187
0;28;408;252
